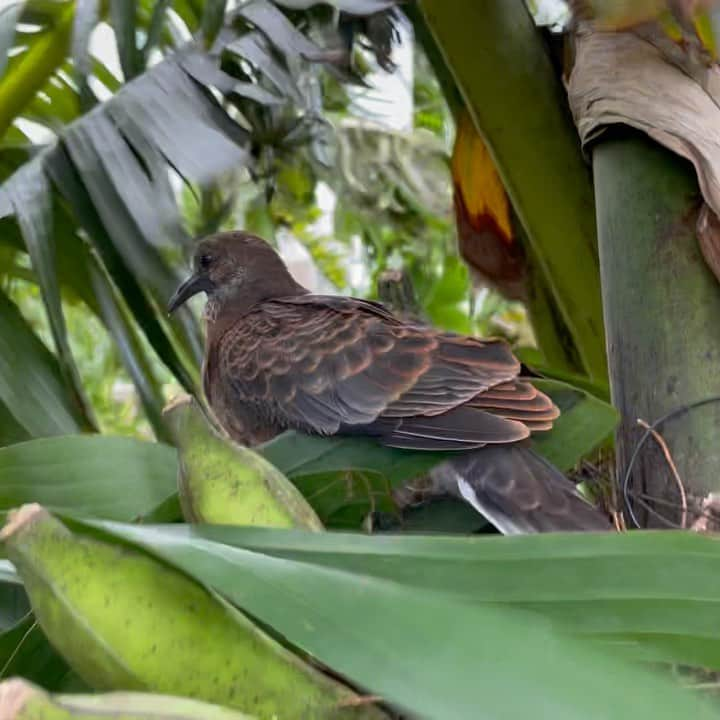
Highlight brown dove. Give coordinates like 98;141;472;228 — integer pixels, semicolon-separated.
168;231;609;534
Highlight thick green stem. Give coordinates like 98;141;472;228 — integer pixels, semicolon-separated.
402;4;463;117
408;5;585;372
0;3;75;140
419;0;607;382
594;131;720;528
524;243;584;373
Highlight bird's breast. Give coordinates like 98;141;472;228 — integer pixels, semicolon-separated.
203;352;286;447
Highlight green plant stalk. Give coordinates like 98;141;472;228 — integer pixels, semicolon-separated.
407;5;587;373
593;131;720;527
0;3;75;140
518;220;585;374
0;678;256;720
402;4;463;117
164;395;324;529
525;260;583;373
1;504;385;718
419;0;607;382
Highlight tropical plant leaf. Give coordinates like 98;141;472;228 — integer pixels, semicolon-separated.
0;0;75;139
238;1;320;61
142;0;174;60
112;56;250;185
93;521;720;672
0;3;22;80
0;146;31;183
42;129;205;378
0;401;29;448
20;0;74;26
180;525;720;673
420;1;607;381
180;53;284;105
76;519;717;720
111;0;142;81
258;432;446;524
86;254;171;443
23;64;82;128
260;431;444;483
227;32;304;103
532;378;618;470
92;56;123;94
200;0;228;47
516;348;612;401
55;58;238;364
68;115;185;259
0;288;82;439
46;144;200;394
71;0;101;105
4;158;97;432
373;497;489;534
0;436;177;521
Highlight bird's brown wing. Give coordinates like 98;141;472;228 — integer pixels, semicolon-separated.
219;295;557;450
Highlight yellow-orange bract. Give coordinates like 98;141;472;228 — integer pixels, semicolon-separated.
451;111;513;244
450;110;526;300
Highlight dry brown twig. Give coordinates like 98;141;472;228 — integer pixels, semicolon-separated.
611;507;627;533
606;462;627;532
636;418;688;528
337;694;384;708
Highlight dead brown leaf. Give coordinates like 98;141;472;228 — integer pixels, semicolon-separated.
568;23;720;282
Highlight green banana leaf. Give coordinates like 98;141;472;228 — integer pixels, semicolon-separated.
68;518;718;720
0;436;177;521
0;287;83;438
532;378;617;470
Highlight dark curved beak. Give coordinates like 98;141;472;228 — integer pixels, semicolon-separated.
167;274;212;314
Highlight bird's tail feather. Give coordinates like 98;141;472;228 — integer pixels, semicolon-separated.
431;444;610;534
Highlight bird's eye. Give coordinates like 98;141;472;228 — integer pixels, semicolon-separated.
199;254;213;270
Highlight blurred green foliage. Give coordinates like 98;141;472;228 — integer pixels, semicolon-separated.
2;269;180;439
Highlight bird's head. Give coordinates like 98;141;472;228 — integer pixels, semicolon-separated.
168;231;304;314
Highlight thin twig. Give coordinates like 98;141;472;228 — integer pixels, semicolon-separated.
630;493;685;529
636;418;688;529
358;471;377;517
630;490;720;529
612;509;626;532
608;465;627;531
0;619;37;678
622;396;720;527
337;695;383;708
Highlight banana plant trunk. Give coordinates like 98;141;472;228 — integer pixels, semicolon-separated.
593;130;720;528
